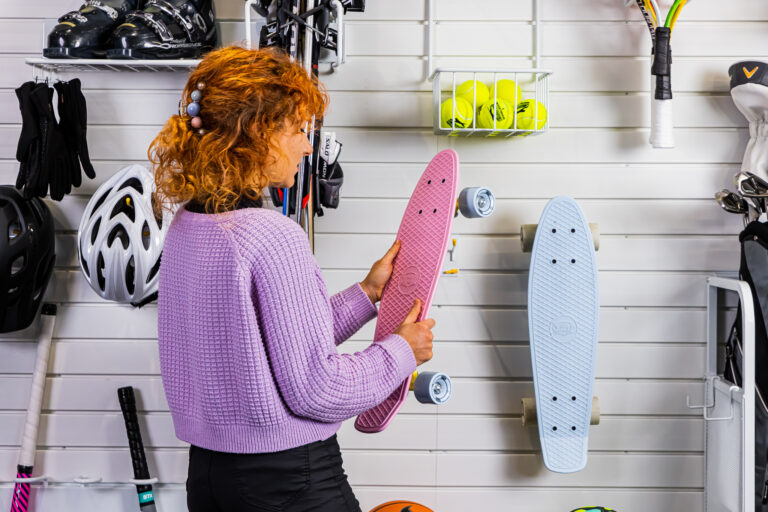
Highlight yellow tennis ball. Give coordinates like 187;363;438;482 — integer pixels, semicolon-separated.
455;79;489;107
491;79;523;104
477;99;514;129
516;99;547;130
440;97;473;129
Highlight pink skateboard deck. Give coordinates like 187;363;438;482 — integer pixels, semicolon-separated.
354;149;459;434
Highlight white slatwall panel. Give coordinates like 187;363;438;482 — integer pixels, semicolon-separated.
0;0;756;510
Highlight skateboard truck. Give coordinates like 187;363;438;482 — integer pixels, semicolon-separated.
521;222;600;253
444;187;495;275
521;396;601;426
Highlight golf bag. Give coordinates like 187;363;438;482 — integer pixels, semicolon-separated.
725;220;768;510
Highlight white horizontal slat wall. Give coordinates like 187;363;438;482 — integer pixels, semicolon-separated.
0;0;759;510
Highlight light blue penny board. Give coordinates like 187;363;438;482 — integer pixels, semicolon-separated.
528;196;599;473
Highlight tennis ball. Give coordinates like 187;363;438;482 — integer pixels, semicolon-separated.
516;99;547;130
455;79;489;107
477;99;514;129
440;97;473;129
491;79;523;104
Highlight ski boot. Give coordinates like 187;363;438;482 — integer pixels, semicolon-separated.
107;0;217;60
44;0;141;59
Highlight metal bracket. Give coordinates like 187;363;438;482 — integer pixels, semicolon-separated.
686;376;740;422
426;0;543;81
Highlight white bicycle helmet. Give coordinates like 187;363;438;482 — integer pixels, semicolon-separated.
78;164;172;305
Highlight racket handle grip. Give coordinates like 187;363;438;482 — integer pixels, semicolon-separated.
117;386;151;480
18;306;56;468
650;26;674;148
650;97;674;148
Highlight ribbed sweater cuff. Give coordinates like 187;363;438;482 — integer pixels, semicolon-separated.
331;283;378;344
377;333;418;379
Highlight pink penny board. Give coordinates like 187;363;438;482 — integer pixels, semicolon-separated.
355;149;459;434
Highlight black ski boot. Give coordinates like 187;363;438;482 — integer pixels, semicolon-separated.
107;0;217;60
44;0;141;59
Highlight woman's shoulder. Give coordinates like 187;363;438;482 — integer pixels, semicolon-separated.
221;207;311;262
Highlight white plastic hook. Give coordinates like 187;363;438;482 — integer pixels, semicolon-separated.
13;475;49;484
73;476;103;485
128;477;159;485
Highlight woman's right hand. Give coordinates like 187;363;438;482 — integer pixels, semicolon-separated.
394;299;435;366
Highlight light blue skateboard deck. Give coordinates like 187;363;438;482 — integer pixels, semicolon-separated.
528;196;599;473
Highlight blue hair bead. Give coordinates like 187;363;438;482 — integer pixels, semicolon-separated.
190;90;202;102
187;102;200;117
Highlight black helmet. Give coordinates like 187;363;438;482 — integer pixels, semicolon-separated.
0;186;55;332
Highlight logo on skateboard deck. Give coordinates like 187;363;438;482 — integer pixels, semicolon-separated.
397;265;421;295
549;315;577;343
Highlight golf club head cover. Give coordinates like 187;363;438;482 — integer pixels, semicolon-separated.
317;130;343;209
730;61;768;181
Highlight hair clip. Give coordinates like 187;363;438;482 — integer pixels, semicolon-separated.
179;82;206;135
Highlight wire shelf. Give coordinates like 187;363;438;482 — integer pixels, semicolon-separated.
25;57;199;75
431;68;552;137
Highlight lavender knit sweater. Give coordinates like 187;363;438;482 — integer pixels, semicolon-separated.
157;206;417;453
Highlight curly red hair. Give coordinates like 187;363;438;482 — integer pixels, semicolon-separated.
150;45;327;213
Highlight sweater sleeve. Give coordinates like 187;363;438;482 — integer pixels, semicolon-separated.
245;218;417;423
329;283;377;346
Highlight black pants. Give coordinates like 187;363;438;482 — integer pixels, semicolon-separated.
186;435;362;512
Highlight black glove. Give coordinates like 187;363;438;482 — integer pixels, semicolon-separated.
68;78;95;180
54;80;84;189
30;83;73;200
14;81;41;194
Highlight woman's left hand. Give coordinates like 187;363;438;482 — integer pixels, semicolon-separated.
360;240;401;304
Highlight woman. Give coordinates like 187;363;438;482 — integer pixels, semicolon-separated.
150;46;435;512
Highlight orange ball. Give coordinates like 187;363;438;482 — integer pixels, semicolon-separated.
370;501;434;512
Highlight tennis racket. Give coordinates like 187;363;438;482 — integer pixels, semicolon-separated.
10;304;56;512
631;0;689;148
118;386;157;512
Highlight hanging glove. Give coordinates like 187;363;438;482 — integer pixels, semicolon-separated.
730;61;768;181
29;83;73;200
67;78;95;179
26;83;54;198
14;81;41;194
53;80;82;189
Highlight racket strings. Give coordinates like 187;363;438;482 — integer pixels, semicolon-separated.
667;0;687;31
636;0;656;37
642;0;658;26
633;0;689;38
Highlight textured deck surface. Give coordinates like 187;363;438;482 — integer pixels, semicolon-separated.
528;196;600;472
355;149;459;433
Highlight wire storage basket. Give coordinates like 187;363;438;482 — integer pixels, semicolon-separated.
431;68;552;137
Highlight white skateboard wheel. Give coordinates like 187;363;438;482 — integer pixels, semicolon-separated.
520;222;600;253
413;372;452;404
458;187;495;218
